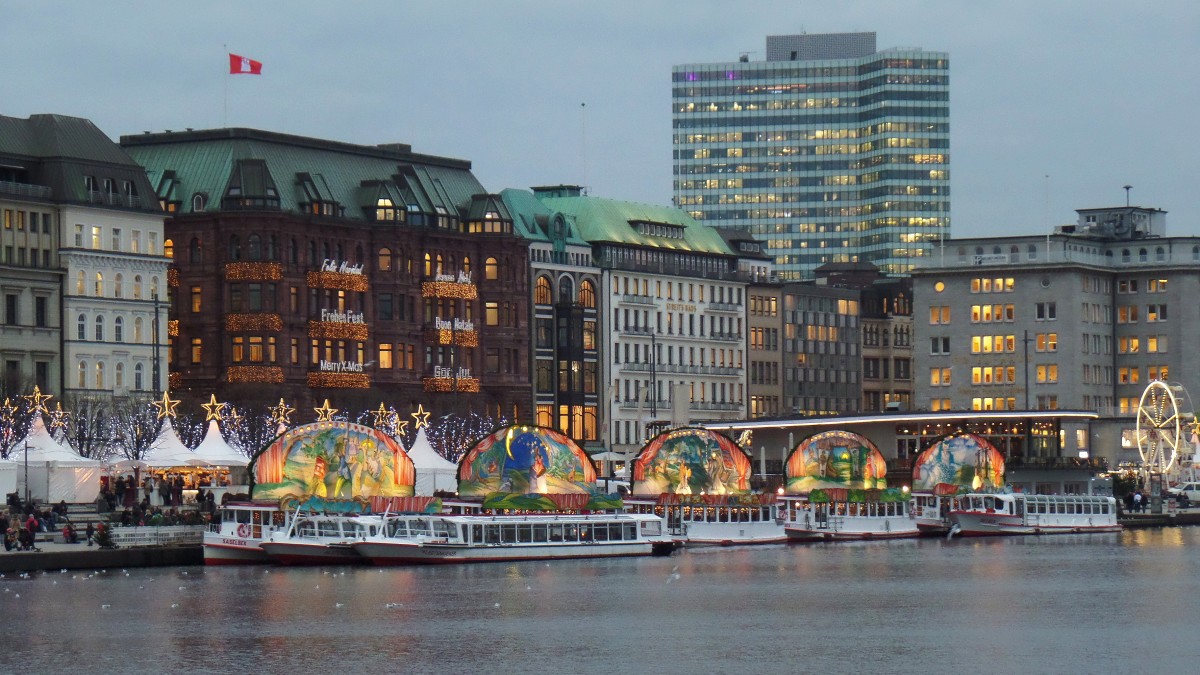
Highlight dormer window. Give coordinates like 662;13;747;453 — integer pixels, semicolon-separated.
298;173;340;216
224;159;281;210
632;220;685;239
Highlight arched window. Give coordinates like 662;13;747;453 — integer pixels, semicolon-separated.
463;256;471;274
113;273;124;298
95;315;105;341
189;237;202;263
1194;245;1200;262
1139;248;1148;262
290;238;299;265
133;275;143;300
485;257;498;281
77;361;87;388
336;243;344;261
114;316;124;342
95;361;105;389
134;363;144;390
1009;245;1019;262
355;245;363;264
164;238;174;259
535;276;552;305
559;277;574;305
378;247;393;271
229;235;241;261
115;362;124;389
974;246;984;256
1027;243;1038;260
150;276;160;300
134;317;144;343
424;253;432;276
77;314;86;340
1121;249;1130;263
94;272;103;296
1156;246;1166;262
579;280;596;308
192;193;207;211
247;234;262;261
269;235;279;261
308;241;317;266
76;270;84;295
436;254;444;276
322;242;331;262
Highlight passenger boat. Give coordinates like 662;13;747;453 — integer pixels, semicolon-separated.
624;493;786;546
911;492;957;536
949;492;1121;536
352;511;675;565
779;488;919;542
259;510;386;566
202;501;287;565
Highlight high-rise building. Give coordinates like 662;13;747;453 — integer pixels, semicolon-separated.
673;32;950;280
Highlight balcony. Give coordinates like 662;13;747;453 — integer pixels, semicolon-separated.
707;302;741;313
225;313;283;332
307;372;370;389
307;270;368;292
0;180;52;200
87;190;145;209
308;320;368;341
423;376;481;393
225;262;283;281
226;365;284;384
710;331;742;342
618;293;656;306
690;401;742;411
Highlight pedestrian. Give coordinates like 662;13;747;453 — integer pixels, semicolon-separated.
1133;490;1144;513
115;475;126;505
86;521;95;547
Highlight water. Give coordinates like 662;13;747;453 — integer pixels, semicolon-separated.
2;528;1197;674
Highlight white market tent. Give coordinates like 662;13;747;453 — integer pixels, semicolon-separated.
136;418;200;468
191;420;249;467
406;428;458;496
0;456;16;499
11;416;103;503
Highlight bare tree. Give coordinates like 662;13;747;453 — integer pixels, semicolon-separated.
173;409;206;449
426;411;508;462
0;395;34;459
62;394;115;460
110;397;163;460
224;404;280;459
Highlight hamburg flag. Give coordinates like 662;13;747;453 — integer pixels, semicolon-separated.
228;53;263;75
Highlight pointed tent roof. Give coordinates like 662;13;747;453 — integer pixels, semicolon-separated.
192;420;249;466
11;416;101;466
140;418;198;468
406;428;457;472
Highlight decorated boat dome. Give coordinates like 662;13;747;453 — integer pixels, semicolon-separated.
631;427;751;496
784;430;888;494
250;421;415;501
456;425;597;497
911;433;1005;493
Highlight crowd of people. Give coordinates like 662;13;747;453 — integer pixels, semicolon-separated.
3;495;74;552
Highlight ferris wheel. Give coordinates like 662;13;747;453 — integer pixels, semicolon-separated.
1135;381;1194;475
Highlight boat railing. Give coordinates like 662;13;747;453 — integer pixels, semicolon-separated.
108;525;204;547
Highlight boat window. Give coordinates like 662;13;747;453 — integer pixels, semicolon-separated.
484;525;500;544
318;521;340;537
549;524;564;542
564;525;579;542
593;524;609;542
517;524;533;543
533;524;548;542
623;522;637;540
579;524;593;542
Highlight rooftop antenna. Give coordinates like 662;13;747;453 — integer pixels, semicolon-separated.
1124;184;1132;207
580;102;588;195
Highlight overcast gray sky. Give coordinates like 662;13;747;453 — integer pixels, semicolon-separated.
4;0;1197;238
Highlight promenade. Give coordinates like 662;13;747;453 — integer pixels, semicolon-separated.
1;538;202;573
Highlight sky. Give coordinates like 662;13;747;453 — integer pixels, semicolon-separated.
4;0;1198;238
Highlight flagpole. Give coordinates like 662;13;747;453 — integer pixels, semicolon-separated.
223;44;228;127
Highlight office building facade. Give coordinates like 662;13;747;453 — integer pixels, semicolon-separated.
673;32;950;280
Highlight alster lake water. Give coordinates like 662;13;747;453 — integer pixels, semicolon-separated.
1;527;1197;674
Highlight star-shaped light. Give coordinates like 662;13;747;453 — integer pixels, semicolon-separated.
23;385;52;414
226;407;243;427
371;403;392;428
314;399;339;422
395;418;410;436
48;403;72;432
268;398;295;426
411;404;431;430
201;394;225;422
153;390;181;419
0;397;17;422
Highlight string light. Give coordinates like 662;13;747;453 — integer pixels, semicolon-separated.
168;320;179;337
168;373;182;389
421;281;478;299
201;394;225;422
314;399;339;422
429;328;478;347
307;271;369;292
411;404;431;429
226;365;285;383
48;403;71;432
22;386;52;414
422;377;481;393
307;320;369;341
152;390;180;419
226;314;284;332
268;398;295;426
167;268;179;287
307;372;370;389
224;262;283;281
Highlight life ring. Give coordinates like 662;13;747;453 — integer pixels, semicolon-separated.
236;523;251;537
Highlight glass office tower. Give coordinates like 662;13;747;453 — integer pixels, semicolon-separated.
673;32;950;280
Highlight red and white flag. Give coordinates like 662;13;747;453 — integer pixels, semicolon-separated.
228;53;263;75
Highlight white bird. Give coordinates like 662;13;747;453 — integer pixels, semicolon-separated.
334;603;345;608
315;585;320;589
384;602;401;609
493;602;500;608
178;586;186;591
170;603;179;609
13;594;18;598
101;604;111;609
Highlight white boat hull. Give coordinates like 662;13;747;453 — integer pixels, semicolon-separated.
681;521;787;546
784;515;919;542
950;511;1122;536
259;540;363;565
354;539;656;565
202;531;271;565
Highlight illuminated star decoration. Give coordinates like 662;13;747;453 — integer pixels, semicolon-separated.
394;417;410;437
48;403;72;433
1189;417;1200;441
314;399;339;422
23;385;52;415
153;390;181;419
1;397;18;423
201;394;225;422
268;398;295;427
226;407;243;428
411;404;431;430
372;403;392;429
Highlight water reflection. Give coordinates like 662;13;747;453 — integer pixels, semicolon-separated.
2;528;1198;673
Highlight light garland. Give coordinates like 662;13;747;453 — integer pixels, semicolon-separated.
168;320;179;337
226;365;285;384
422;376;481;393
307;372;371;389
168;372;182;389
224;261;283;281
226;313;284;332
307;271;369;292
428;328;479;347
421;281;478;299
307;320;369;341
167;268;179;287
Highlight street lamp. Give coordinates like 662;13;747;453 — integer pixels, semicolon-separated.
24;439;30;506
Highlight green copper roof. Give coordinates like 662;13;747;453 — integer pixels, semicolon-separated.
500;188;589;245
535;191;733;255
121;128;485;219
